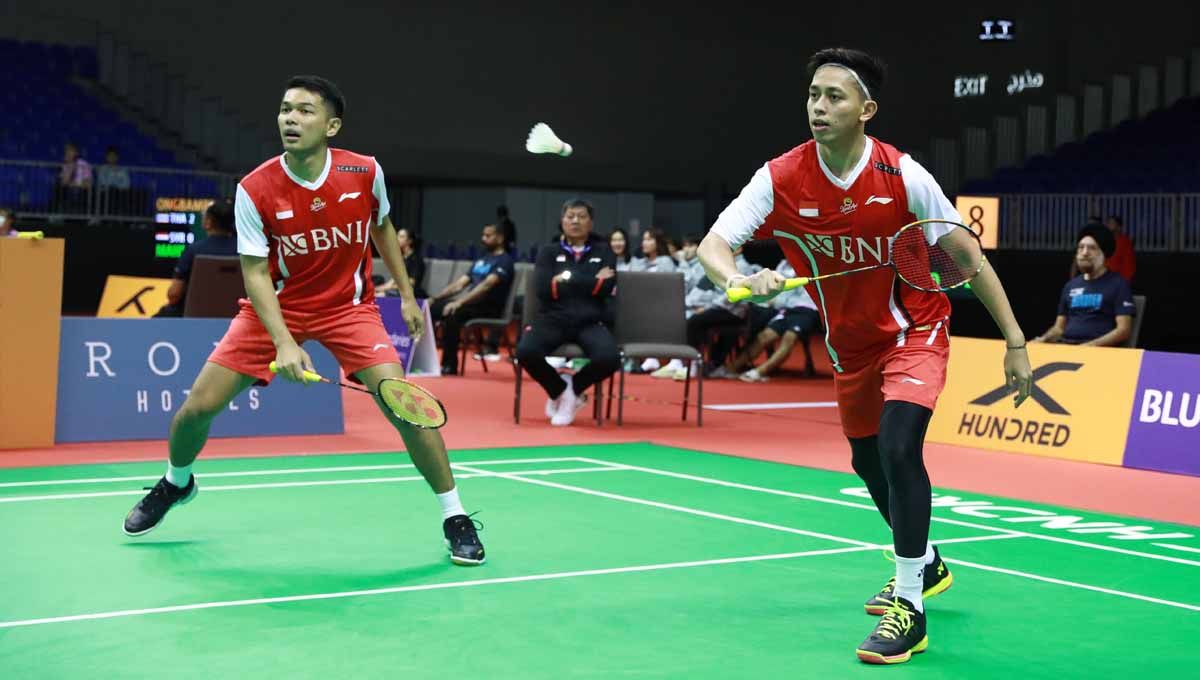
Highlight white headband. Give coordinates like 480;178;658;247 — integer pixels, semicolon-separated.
821;63;873;101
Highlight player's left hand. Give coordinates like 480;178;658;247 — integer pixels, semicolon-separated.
1004;346;1033;407
402;297;425;341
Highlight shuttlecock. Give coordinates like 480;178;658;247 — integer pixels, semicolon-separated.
525;122;573;157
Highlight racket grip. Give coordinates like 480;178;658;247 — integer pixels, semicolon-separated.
268;361;324;383
16;231;44;240
725;277;809;303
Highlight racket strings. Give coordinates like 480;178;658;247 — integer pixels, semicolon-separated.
380;380;447;428
891;225;980;291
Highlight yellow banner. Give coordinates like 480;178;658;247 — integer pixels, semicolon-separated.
97;275;173;318
954;195;999;249
929;337;1142;465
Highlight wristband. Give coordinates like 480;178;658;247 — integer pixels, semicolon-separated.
1006;344;1026;350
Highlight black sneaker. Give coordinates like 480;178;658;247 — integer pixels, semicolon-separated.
443;513;485;565
865;546;953;615
856;596;928;665
123;475;197;536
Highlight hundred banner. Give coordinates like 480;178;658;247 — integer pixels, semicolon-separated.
928;337;1143;465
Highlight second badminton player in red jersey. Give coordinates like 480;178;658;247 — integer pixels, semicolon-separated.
699;48;1032;664
122;75;485;566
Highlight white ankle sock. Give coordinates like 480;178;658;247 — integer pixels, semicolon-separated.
893;555;926;612
436;487;466;520
924;541;935;564
166;463;192;489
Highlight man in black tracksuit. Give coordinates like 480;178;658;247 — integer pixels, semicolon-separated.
516;198;620;426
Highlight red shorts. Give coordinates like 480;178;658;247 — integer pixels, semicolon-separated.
208;300;400;384
833;335;950;439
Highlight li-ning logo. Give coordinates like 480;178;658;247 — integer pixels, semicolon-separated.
865;195;894;206
840;196;857;215
311;196;326;212
804;233;835;257
969;362;1083;415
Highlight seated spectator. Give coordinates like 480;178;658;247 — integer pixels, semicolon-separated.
728;260;821;381
1104;215;1136;282
516;198;619;426
609;227;633;271
95;146;131;192
155;200;238;316
676;234;704;288
429;223;514;374
375;226;426;298
629;227;676;272
0;207;16;237
1033;224;1134;347
95;146;131;213
54;142;92;213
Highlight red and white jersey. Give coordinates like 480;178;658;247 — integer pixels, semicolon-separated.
235;148;390;312
711;137;960;372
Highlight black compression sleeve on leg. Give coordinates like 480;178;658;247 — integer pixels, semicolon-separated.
848;435;891;526
878;400;934;559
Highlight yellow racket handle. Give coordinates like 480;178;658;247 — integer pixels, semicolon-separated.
726;277;810;303
16;231;44;239
268;361;325;384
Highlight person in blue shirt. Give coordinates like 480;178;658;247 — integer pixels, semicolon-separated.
430;223;514;374
156;200;239;317
1033;224;1135;347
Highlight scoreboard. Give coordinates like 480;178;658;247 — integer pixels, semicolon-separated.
153;197;213;259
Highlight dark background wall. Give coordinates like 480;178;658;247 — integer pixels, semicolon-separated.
7;1;1198;192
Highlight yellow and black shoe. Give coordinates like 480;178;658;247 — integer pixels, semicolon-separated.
856;596;928;665
865;546;953;615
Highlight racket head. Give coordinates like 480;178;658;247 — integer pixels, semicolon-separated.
377;378;448;429
890;219;984;292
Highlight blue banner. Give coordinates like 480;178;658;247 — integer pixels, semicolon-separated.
55;318;343;442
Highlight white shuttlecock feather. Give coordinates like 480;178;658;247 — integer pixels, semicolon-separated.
525;122;573;157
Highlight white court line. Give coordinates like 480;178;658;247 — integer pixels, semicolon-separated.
0;467;624;504
576;457;1200;568
0;457;587;489
704;401;838;411
6;540;1018;630
451;464;875;548
944;557;1200;612
1155;543;1200;555
490;461;1200;612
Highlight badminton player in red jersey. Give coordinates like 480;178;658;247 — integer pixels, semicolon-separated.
699;48;1032;664
123;76;484;565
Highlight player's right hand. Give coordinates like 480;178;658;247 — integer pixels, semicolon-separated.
274;342;315;384
728;269;787;303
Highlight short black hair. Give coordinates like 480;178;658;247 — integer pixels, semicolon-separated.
206;199;235;233
285;75;346;119
806;48;886;102
560;198;594;219
1078;224;1116;258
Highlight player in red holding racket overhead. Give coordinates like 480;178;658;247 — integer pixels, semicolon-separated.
123;75;484;566
699;48;1032;664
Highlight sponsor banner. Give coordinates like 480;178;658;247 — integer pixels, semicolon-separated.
376;298;440;376
1123;351;1200;476
97;275;173;318
953;195;999;249
55;318;343;442
929;337;1142;465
